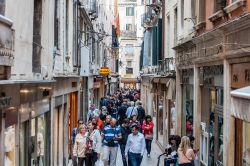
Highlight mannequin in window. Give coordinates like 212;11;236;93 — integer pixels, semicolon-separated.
4;126;15;166
37;132;44;165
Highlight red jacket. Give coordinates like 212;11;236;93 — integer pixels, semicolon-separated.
142;121;154;135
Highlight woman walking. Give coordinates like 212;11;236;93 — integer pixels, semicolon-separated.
177;136;195;166
85;122;102;166
141;115;154;157
73;125;87;166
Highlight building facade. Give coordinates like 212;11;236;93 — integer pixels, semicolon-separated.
140;0;176;149
174;0;250;166
118;0;143;89
0;0;118;165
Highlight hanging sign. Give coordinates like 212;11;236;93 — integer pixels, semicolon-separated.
100;67;110;75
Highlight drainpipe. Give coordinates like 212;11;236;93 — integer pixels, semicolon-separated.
0;0;5;15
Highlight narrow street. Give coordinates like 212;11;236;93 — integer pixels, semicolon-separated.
1;0;250;166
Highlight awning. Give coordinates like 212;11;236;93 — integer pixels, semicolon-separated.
231;86;250;122
121;78;138;84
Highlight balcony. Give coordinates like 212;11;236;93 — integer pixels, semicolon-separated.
120;30;137;38
0;15;14;80
158;58;176;75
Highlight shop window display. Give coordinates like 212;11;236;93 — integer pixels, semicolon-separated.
31;115;46;166
157;95;164;146
5;125;16;166
208;88;223;166
182;85;194;136
243;122;250;166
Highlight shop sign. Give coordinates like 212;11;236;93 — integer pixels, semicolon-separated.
181;69;193;84
231;63;250;88
99;67;110;75
200;65;223;86
94;82;101;88
0;97;11;109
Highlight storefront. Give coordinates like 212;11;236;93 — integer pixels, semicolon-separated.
180;68;194;136
19;83;52;166
199;65;224;166
230;62;250;166
152;76;175;148
120;78;139;89
0;96;18;166
0;82;53;166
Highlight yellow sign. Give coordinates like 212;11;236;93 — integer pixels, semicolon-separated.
100;67;110;75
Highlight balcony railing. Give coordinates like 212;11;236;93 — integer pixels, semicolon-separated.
120;30;137;38
0;15;14;66
158;57;175;74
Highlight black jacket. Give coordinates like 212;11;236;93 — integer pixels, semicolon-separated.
137;106;145;123
119;126;131;145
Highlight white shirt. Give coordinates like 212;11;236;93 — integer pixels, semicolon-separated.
125;132;146;156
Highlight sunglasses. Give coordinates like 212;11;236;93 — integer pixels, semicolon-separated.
79;122;84;124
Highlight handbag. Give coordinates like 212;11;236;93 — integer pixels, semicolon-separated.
85;132;94;154
95;159;104;166
144;133;153;140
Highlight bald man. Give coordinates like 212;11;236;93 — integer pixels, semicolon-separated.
102;118;122;166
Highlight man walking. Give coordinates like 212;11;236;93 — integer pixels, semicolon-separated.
103;118;122;166
125;124;146;166
87;104;100;121
136;101;145;126
70;118;84;166
118;100;128;125
119;119;131;166
126;101;138;119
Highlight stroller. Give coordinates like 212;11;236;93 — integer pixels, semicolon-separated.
157;135;181;166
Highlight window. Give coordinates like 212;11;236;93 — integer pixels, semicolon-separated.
126;24;132;31
126;60;132;67
181;0;184;30
214;0;227;12
126;7;134;16
54;0;59;49
197;0;206;23
0;1;5;15
174;8;177;45
126;67;133;74
124;44;134;56
33;0;43;73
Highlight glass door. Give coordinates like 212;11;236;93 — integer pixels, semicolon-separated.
30;113;50;166
208;88;223;166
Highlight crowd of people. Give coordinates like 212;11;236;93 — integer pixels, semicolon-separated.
70;88;199;166
71;89;154;166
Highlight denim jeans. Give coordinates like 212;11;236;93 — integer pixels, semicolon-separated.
128;152;143;166
120;144;127;166
145;139;152;155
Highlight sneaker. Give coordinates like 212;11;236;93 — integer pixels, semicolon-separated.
147;154;150;158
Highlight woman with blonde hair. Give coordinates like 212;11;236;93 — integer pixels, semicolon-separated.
73;124;87;166
177;136;195;166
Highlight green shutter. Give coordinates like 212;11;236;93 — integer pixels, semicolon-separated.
152;26;158;65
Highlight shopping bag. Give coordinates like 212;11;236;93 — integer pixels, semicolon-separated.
194;155;200;166
95;159;104;166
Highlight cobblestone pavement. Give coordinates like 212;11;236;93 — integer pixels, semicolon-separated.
116;139;165;166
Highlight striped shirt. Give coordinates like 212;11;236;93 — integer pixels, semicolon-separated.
103;125;121;147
